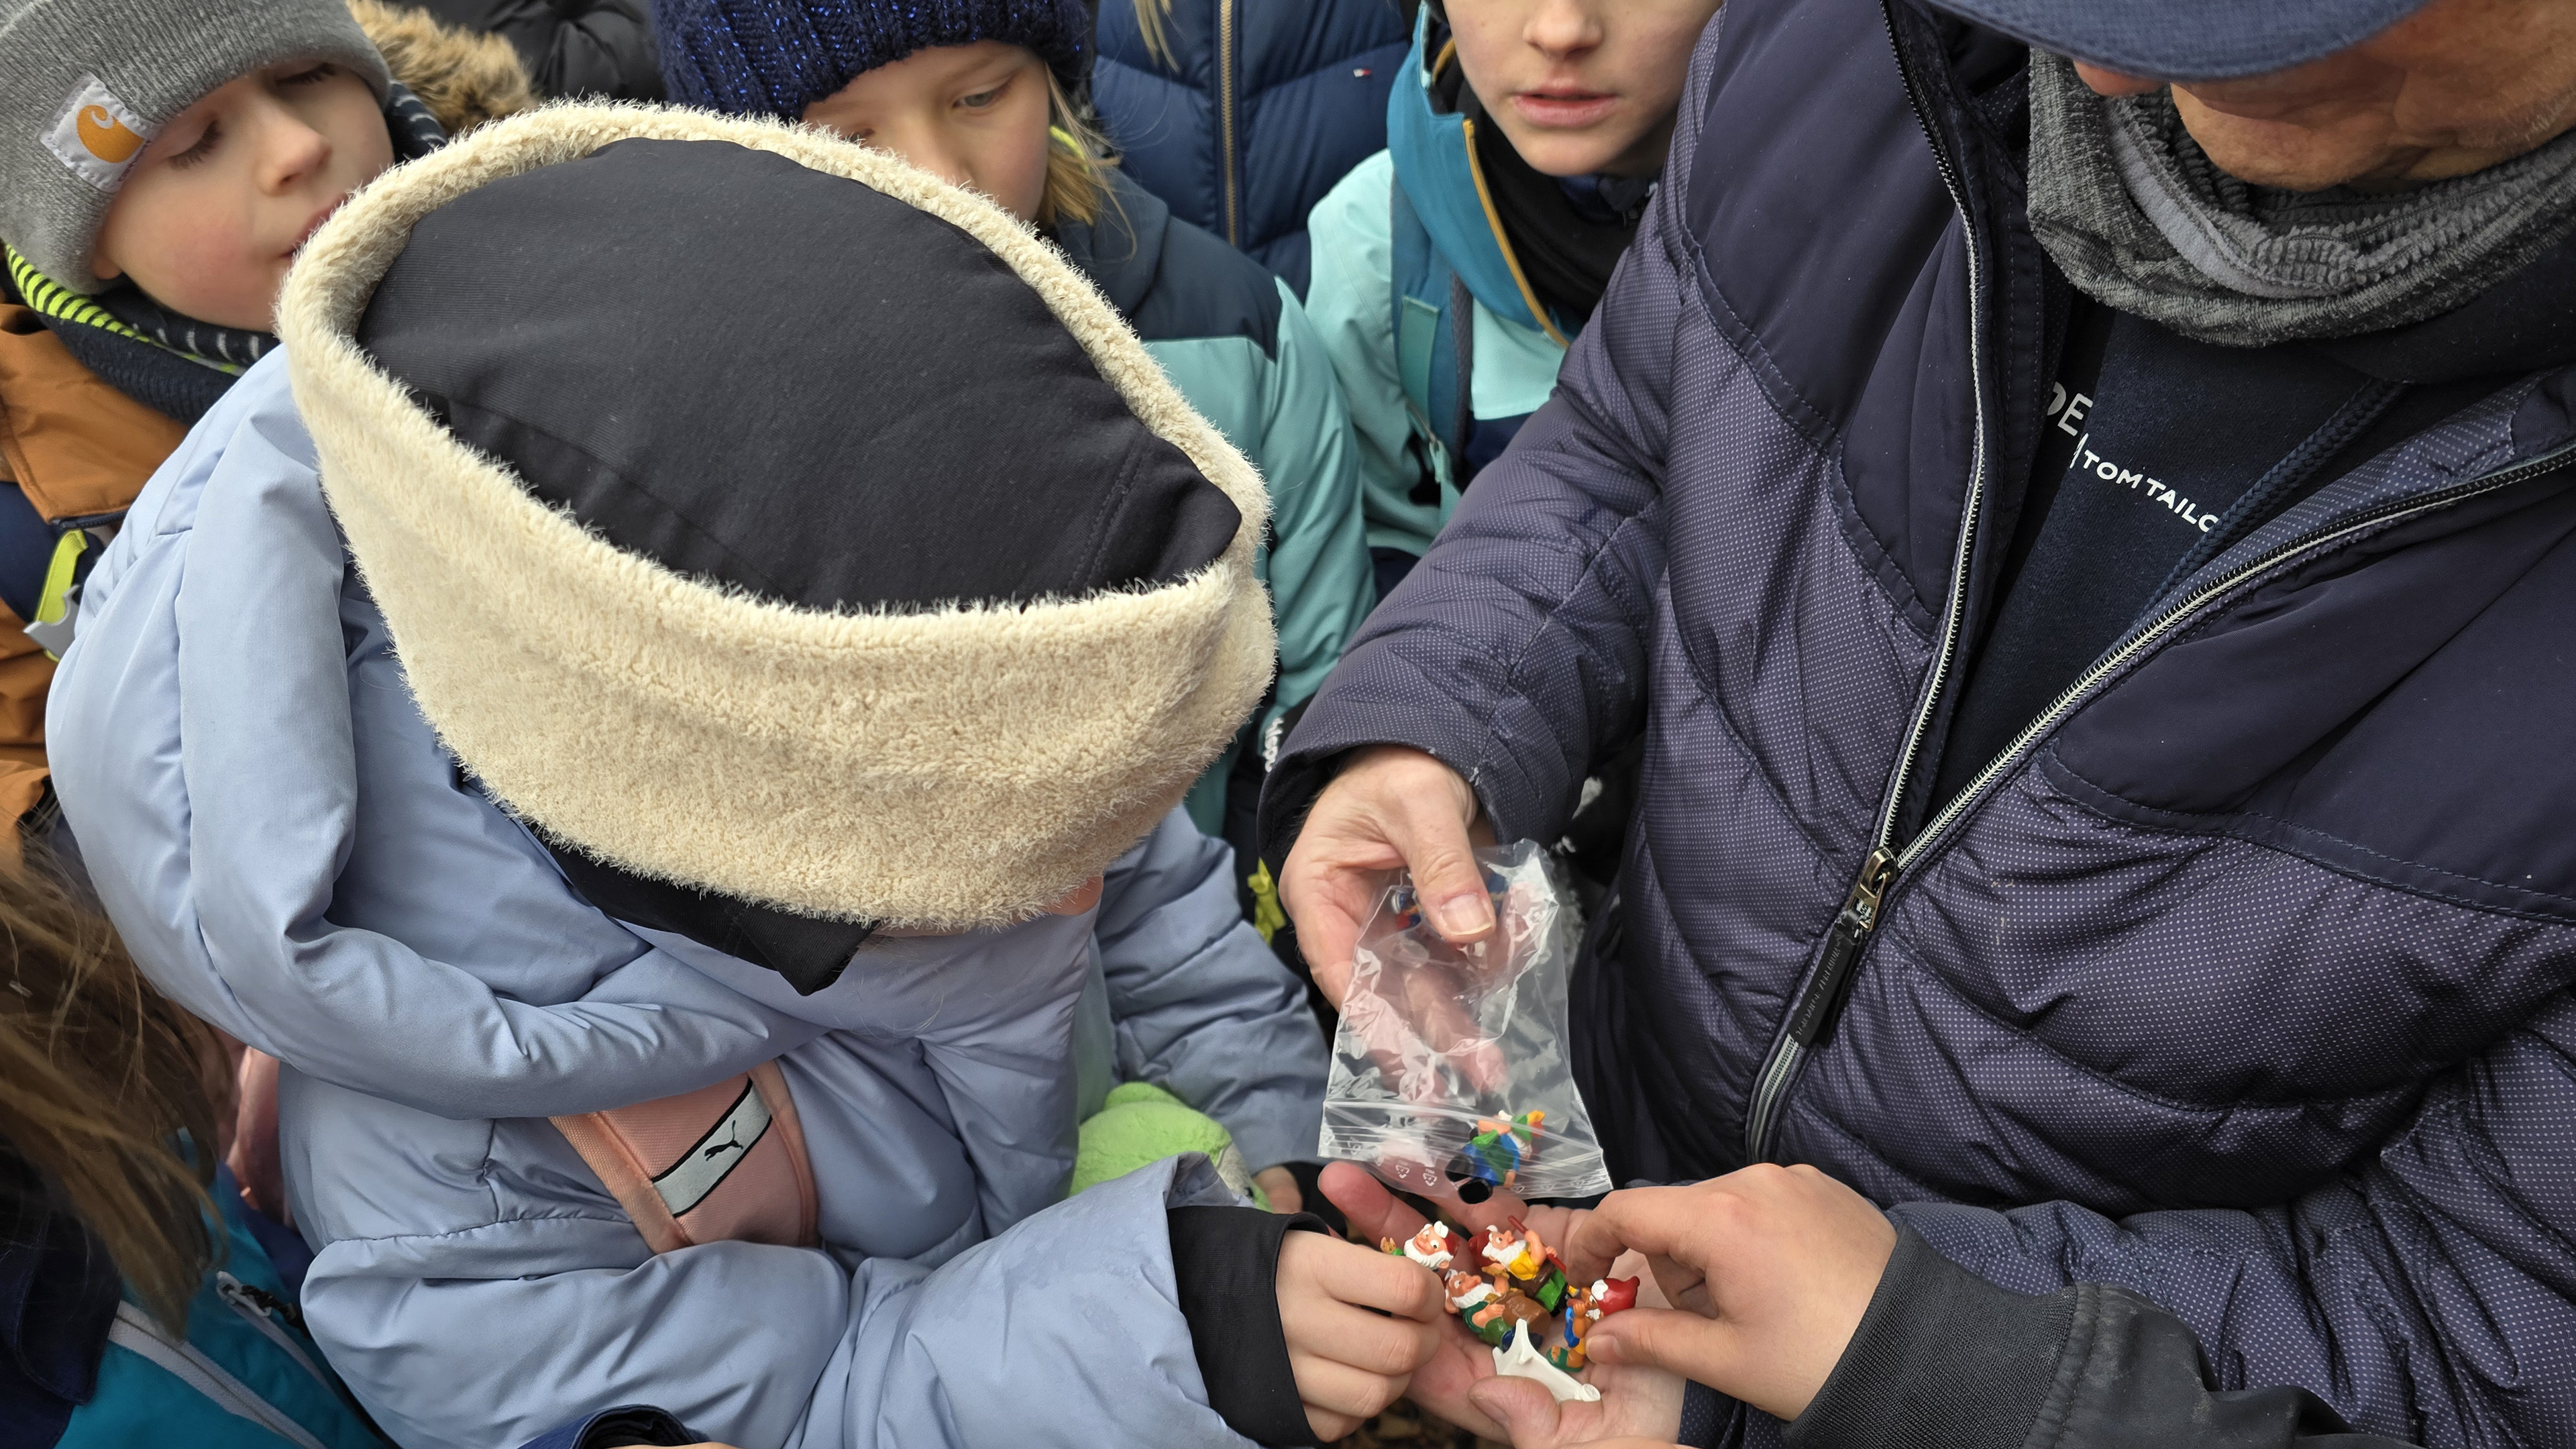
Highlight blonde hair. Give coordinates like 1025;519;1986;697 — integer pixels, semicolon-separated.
1130;0;1176;67
1040;68;1118;228
0;863;221;1330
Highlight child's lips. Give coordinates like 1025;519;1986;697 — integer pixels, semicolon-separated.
1510;90;1619;129
288;199;347;258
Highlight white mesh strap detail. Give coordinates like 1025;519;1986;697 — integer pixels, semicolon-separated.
107;1301;331;1449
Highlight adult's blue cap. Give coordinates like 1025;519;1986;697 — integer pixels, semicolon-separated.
1925;0;2434;79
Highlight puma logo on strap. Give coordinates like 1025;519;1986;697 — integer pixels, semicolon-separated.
651;1077;772;1218
553;1061;818;1253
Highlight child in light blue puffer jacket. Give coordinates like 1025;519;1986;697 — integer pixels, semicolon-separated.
47;106;1448;1449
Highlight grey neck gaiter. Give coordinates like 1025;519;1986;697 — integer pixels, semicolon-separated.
2026;50;2576;347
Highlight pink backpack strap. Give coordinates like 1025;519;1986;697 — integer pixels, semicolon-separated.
552;1061;818;1254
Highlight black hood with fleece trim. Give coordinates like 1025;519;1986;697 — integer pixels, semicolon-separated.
297;115;1273;991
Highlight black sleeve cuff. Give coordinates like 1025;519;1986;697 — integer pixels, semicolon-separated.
512;1404;700;1449
1787;1229;2411;1449
1784;1227;2074;1449
1169;1205;1331;1447
1254;747;1340;881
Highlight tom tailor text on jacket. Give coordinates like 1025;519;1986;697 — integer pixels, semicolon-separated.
2049;382;2216;533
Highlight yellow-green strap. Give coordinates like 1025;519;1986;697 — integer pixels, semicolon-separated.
1247;859;1288;943
3;244;242;375
34;529;87;629
5;245;149;346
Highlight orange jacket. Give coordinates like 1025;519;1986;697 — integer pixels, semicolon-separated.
0;305;186;853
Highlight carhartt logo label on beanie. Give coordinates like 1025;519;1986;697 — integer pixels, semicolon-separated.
43;75;149;190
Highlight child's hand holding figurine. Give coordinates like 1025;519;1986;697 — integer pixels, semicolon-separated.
1320;1163;1688;1446
1274;1226;1450;1440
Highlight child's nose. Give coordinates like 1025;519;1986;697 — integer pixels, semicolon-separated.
1525;0;1605;58
260;114;331;193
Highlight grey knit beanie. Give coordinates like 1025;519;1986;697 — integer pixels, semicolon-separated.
0;0;391;292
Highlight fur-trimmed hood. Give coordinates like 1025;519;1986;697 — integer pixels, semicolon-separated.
276;104;1276;944
351;0;537;138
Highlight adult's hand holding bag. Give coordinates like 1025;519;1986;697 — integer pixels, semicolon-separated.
1320;841;1611;1202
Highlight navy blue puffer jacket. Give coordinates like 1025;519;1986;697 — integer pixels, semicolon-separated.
1093;0;1410;294
1266;2;2576;1446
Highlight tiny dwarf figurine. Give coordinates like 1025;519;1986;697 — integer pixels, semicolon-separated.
1444;1267;1516;1345
1444;1269;1495;1314
1481;1220;1570;1313
1481;1223;1540;1279
1401;1221;1455;1271
1545;1275;1642;1371
1387;884;1425;932
1462;1285;1547;1346
1592;1275;1641;1316
1460;1110;1546;1190
1404;1214;1642;1362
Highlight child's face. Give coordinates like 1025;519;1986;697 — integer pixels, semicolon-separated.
1450;0;1725;178
802;42;1053;225
92;60;392;331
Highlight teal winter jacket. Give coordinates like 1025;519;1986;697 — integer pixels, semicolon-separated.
53;1179;385;1449
1303;13;1574;563
1055;169;1374;843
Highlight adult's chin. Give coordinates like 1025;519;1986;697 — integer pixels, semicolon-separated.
2169;91;2422;192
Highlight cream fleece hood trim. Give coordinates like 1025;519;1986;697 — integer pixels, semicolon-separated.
276;103;1276;930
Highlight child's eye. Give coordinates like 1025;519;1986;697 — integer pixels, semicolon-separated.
279;62;338;87
957;80;1009;111
168;121;221;170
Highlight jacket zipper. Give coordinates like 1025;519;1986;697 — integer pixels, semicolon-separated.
1741;8;1992;1161
1739;31;2576;1157
1904;443;2576;875
215;1271;337;1396
1746;9;2576;1163
108;1300;333;1449
1748;448;2575;1164
1218;0;1240;246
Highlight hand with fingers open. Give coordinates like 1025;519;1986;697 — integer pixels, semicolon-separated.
1568;1165;1897;1426
1318;1163;1689;1446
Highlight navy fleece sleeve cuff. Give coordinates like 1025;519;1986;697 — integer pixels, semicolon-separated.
513;1405;700;1449
1169;1205;1331;1447
1255;748;1340;881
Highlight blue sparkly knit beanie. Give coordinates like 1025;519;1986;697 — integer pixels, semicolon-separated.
655;0;1093;120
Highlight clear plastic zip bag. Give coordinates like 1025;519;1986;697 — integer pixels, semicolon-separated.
1319;840;1610;1201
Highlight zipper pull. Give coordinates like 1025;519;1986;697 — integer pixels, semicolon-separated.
1786;848;1898;1047
217;1272;306;1332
